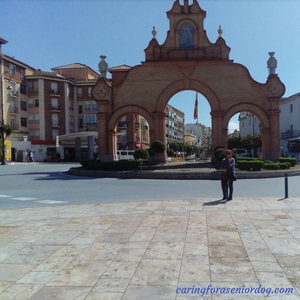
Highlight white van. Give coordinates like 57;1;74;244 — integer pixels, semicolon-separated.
117;150;135;160
232;148;248;157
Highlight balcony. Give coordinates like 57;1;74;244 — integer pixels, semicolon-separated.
11;124;19;131
51;105;60;111
10;107;19;114
50;89;59;95
83;122;97;131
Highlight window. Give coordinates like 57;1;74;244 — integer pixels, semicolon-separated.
51;82;58;94
35;113;39;123
51;98;58;110
51;114;59;126
290;104;293;112
85;103;91;111
78;104;83;114
28;98;33;107
29;114;34;124
92;103;97;111
34;81;38;92
21;101;27;111
88;87;92;97
52;129;59;140
20;69;25;79
11;118;15;130
77;87;82;97
35;99;39;107
9;64;16;76
27;82;33;92
10;99;17;113
21;117;27;127
20;84;26;95
84;114;96;123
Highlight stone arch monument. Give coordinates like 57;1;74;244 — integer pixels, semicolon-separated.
92;0;285;162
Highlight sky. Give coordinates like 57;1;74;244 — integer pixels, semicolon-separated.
1;0;299;132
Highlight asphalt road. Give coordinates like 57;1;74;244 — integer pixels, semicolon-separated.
0;162;299;209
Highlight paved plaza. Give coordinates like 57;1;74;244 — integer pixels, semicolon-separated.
0;196;300;299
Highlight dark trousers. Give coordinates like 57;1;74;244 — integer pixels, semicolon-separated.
221;177;233;198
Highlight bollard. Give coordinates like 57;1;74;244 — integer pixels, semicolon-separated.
284;173;288;199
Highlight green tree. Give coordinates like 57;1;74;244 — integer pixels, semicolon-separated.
228;136;241;149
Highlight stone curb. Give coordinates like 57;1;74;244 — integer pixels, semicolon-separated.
66;167;300;180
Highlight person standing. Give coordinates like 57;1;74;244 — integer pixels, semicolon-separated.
220;149;236;201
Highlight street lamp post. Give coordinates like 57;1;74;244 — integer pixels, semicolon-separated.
1;71;12;165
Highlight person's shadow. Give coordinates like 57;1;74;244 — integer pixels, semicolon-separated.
203;199;226;206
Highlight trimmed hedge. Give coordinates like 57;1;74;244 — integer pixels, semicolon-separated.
237;160;264;171
86;160;140;171
79;158;101;168
278;157;297;167
263;161;291;170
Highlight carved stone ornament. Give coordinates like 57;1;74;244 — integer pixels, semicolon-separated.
92;81;111;100
266;76;285;97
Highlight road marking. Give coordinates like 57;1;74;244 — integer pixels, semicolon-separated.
35;200;68;204
11;197;38;201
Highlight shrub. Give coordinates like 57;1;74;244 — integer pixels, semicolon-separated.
79;158;101;168
263;161;280;170
278;157;297;167
147;148;156;157
151;140;165;153
237;160;264;171
134;148;149;160
86;160;139;171
278;162;291;169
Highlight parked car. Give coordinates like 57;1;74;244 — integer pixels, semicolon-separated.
186;154;196;160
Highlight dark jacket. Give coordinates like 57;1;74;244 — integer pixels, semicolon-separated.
220;157;236;177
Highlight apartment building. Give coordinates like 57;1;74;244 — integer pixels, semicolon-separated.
117;114;150;150
166;104;185;143
26;63;100;161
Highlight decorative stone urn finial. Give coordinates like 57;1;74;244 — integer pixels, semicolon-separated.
98;55;108;78
267;52;277;75
218;25;223;38
152;26;157;39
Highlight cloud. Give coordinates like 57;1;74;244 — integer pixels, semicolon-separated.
228;120;240;132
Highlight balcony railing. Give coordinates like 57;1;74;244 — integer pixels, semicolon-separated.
50;89;59;95
11;124;19;131
10;107;19;114
51;105;60;111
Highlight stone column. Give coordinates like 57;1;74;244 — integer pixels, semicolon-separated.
266;109;281;161
210;110;224;150
153;111;167;163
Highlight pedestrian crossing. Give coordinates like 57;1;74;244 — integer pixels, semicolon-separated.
0;194;68;205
